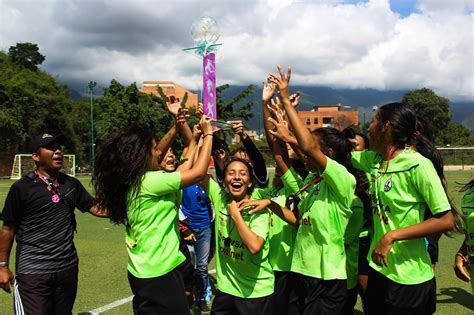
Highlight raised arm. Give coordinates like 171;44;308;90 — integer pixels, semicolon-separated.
177;124;201;171
268;65;328;171
229;120;268;186
265;97;293;174
179;116;213;188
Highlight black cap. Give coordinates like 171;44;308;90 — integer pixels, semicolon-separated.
30;133;66;152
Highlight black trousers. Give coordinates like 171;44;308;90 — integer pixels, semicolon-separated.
365;267;436;315
210;290;274;315
16;266;78;315
128;268;189;315
288;273;347;315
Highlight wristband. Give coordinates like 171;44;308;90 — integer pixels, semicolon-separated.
203;133;213;138
0;262;9;267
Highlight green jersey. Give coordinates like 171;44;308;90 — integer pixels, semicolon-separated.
126;170;184;278
461;186;474;292
345;197;365;289
207;179;274;298
352;149;451;285
287;157;356;280
253;168;302;272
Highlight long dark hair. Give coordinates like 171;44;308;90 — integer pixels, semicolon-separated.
378;102;462;232
312;127;353;166
92;124;155;225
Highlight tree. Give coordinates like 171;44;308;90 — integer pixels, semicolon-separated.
437;123;474;146
402;88;451;139
0;51;82;160
8;42;45;71
216;84;256;121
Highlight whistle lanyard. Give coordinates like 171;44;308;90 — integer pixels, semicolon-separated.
285;175;323;211
36;171;60;203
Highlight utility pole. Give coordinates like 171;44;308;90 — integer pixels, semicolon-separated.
87;81;97;169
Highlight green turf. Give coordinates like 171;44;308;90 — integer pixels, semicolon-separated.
0;172;473;314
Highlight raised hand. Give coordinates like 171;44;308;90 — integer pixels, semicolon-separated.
289;92;300;108
196;103;204;118
176;108;189;124
200;115;213;137
228;120;245;137
270;96;284;112
267;106;294;144
167;101;181;116
262;81;276;104
192;124;202;141
268;65;291;98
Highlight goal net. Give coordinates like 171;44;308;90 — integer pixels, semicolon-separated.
10;154;76;179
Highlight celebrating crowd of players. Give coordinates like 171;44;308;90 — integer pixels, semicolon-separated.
0;65;473;315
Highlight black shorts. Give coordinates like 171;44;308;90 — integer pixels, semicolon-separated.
288;273;347;315
210;290;274;315
365;266;436;315
341;286;358;315
127;267;189;315
273;271;295;315
358;236;371;276
16;266;78;315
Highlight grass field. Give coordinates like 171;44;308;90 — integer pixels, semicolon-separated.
0;171;473;314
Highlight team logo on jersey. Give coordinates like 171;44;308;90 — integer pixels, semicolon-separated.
313;183;321;195
384;179;392;192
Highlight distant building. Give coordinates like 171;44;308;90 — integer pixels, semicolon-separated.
140;81;198;109
297;105;358;130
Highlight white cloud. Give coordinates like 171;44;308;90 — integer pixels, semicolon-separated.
0;0;472;101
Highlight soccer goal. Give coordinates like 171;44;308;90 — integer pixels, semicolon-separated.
10;154;76;179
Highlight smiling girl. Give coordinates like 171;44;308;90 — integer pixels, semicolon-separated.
351;102;456;314
207;157;274;315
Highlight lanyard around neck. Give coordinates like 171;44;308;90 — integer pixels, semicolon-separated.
35;171;59;194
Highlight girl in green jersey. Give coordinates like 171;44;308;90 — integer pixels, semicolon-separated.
454;180;474;293
93;116;213;315
207;157;275;315
245;66;357;314
352;102;457;314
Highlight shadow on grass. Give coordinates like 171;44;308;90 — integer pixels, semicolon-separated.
437;287;474;311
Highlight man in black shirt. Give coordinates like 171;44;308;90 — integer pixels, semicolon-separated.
0;133;107;314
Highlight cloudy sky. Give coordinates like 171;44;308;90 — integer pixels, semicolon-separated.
1;0;472;101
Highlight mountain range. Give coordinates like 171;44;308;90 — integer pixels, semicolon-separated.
219;85;474;133
70;84;474;133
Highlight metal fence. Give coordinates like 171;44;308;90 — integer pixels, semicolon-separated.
438;147;474;170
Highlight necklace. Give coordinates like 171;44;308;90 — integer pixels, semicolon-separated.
35;171;60;203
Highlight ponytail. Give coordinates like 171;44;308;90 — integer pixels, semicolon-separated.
378;102;463;233
411;122;463;234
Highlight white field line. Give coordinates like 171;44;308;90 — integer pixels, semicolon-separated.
85;268;217;314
